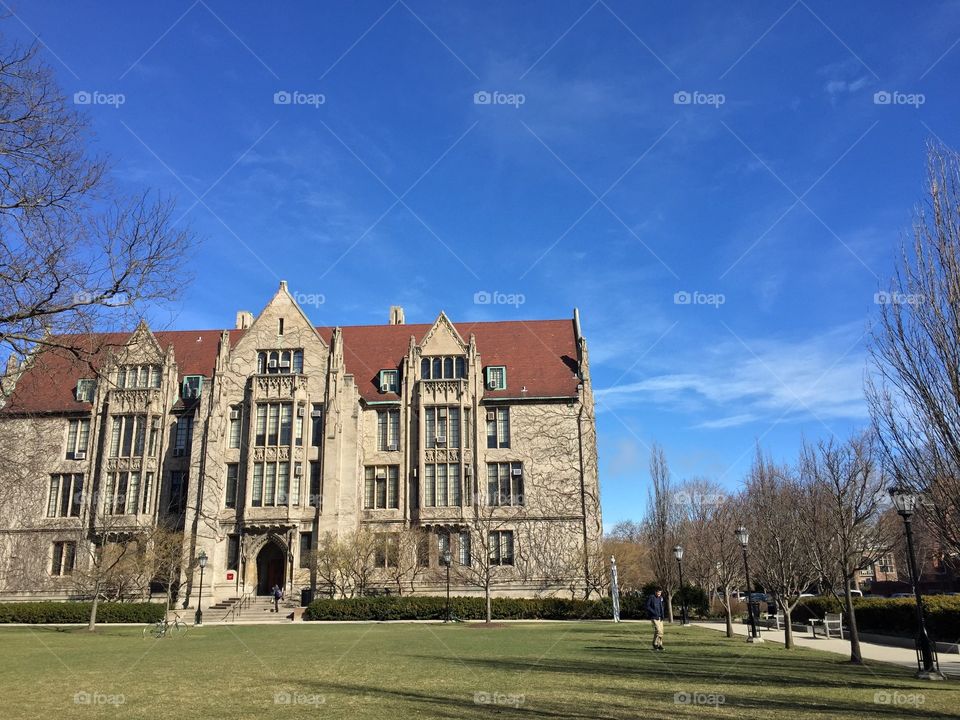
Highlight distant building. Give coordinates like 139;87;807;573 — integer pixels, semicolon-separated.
0;282;603;609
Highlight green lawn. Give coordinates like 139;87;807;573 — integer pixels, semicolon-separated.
0;621;956;719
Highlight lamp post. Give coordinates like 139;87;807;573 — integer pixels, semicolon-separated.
673;545;688;625
735;526;761;642
194;550;207;626
888;484;944;680
441;549;452;623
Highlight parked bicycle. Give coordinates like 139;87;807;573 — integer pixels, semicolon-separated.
143;613;187;639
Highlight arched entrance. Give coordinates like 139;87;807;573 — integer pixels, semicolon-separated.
256;542;286;595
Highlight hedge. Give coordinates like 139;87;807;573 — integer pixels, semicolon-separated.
0;601;165;624
792;596;960;641
304;595;651;621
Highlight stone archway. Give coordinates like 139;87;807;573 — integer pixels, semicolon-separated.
256;541;286;596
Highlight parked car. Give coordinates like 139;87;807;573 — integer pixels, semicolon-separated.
890;592;913;598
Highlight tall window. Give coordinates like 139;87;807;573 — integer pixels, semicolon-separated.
378;369;398;393
51;541;76;576
421;356;466;379
486;407;511;449
225;464;239;509
255;403;292;446
142;471;154;515
251;461;291;507
489;531;514;566
228;406;242;448
458;531;472;565
110;415;146;458
46;474;83;518
66;418;90;459
364;466;399;509
487;462;524;506
374;534;398;568
227;534;240;571
174;415;193;456
437;531;450;561
257;349;304;374
309;462;321;507
168;471;187;515
103;471;142;515
299;532;312;568
311;404;323;446
425;406;460;448
485;366;507;390
117;365;161;389
377;409;400;451
424;463;461;507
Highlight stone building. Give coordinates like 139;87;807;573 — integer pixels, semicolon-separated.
0;282;602;609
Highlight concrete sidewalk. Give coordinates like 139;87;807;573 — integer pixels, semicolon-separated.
692;621;959;679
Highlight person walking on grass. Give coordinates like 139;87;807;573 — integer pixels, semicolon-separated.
646;588;666;651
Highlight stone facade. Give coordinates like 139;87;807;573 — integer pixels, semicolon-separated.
0;282;602;610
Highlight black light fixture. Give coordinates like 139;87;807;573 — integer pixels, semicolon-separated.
195;550;207;626
673;544;688;625
734;525;761;642
441;548;452;623
888;483;943;679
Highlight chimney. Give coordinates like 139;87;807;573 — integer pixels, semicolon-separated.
389;306;405;325
236;311;254;330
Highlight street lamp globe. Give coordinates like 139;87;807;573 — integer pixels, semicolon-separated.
888;484;918;518
441;550;451;567
673;545;684;561
197;550;208;569
735;525;749;548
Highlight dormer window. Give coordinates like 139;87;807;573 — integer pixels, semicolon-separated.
378;369;398;394
75;379;96;402
257;349;304;374
182;375;203;400
421;356;466;380
485;366;506;391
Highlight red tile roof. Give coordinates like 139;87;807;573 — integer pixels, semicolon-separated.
2;319;581;414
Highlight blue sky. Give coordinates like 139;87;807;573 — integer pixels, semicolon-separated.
8;1;959;528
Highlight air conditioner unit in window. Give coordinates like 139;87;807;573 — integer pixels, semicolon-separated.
73;451;86;460
438;409;447;418
379;381;391;393
310;410;323;418
376;470;386;479
486;410;496;421
229;409;240;420
268;359;278;368
486;380;498;390
511;467;523;476
387;442;398;452
279;362;291;370
294;464;303;477
435;436;446;446
296;406;304;417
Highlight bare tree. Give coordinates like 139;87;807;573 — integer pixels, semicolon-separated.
604;521;651;594
456;501;518;623
381;528;427;596
746;448;817;649
643;443;678;621
867;141;960;558
800;432;896;663
0;35;192;363
700;494;744;638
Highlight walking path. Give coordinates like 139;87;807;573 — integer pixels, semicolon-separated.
692;621;960;679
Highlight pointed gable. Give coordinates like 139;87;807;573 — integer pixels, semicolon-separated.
418;312;467;355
